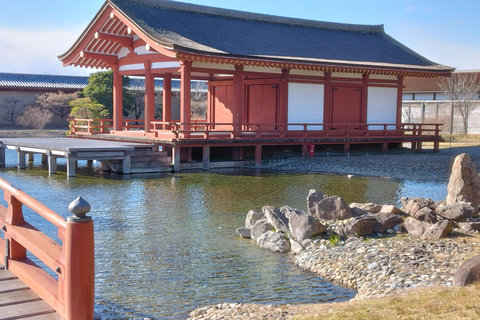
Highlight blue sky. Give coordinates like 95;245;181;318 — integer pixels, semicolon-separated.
0;0;479;76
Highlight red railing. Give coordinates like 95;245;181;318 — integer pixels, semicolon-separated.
69;118;112;135
68;119;442;142
0;178;94;320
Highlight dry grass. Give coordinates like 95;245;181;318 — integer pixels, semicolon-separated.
293;284;480;320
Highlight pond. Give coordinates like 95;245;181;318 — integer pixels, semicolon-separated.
0;150;447;319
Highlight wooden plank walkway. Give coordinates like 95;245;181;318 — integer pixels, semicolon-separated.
0;264;63;320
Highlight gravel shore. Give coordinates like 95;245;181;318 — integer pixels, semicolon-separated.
253;143;480;184
189;143;480;320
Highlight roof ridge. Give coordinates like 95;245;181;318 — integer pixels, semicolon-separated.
0;72;89;79
114;0;384;33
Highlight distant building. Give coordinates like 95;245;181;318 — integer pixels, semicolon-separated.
0;72;204;127
402;70;480;134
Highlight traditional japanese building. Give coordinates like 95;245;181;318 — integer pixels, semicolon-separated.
59;0;454;170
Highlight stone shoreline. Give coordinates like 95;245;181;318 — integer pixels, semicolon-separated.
189;145;480;320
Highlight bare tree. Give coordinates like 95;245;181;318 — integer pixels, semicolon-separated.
36;91;79;119
1;94;23;126
438;72;480;134
17;105;54;129
127;87;145;120
191;81;207;120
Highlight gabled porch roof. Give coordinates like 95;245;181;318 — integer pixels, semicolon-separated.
59;0;454;77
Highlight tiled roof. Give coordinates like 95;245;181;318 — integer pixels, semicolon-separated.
110;0;453;72
0;72;206;92
0;73;89;91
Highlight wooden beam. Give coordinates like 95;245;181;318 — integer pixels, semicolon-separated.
95;32;133;48
80;51;117;66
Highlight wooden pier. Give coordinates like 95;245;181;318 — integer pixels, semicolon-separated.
0;137;170;177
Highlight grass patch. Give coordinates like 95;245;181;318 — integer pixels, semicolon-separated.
294;284;480;320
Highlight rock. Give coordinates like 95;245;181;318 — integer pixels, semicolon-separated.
404;217;430;238
282;206;326;241
263;206;289;233
245;210;263;229
412;207;438;224
307;189;327;215
435;202;477;222
290;239;304;254
458;222;480;233
313;195;353;220
422;220;452;240
453;254;480;287
447;153;480;211
401;197;435;215
236;227;251;238
370;212;404;233
256;231;291;253
380;205;404;215
349;203;382;215
250;218;274;240
338;216;376;237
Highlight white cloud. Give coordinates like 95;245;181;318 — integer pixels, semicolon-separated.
0;27;93;76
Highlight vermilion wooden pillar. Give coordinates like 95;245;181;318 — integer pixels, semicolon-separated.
163;73;172;126
323;71;332;124
361;73;369;124
180;61;192;130
397;76;404;125
279;68;289;123
233;64;244;131
144;61;154;132
112;66;123;131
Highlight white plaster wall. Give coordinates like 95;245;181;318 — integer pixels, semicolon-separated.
367;87;397;129
287;82;324;130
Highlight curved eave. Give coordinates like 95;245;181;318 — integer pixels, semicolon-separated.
58;0;177;70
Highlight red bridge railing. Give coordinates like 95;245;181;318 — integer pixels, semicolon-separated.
0;178;94;320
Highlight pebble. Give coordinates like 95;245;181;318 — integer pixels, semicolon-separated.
294;235;479;300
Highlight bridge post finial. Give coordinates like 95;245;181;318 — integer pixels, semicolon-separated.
67;196;92;222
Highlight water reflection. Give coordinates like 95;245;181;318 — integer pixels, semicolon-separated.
0;149;448;319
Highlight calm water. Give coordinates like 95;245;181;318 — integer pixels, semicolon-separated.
0;150;447;319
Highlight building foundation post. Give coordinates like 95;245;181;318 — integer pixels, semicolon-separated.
203;146;210;171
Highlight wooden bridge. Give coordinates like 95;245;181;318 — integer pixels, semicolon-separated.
0;177;95;320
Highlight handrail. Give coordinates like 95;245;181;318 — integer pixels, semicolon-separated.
0;177;95;320
69;118;442;141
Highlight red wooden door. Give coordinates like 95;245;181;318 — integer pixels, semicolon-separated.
247;84;277;130
331;86;362;131
212;84;234;130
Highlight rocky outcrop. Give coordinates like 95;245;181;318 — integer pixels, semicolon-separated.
263;206;289;233
435;202;477;222
312;195;353;220
401;197;436;216
250;218;274;241
422;220;453;240
412;207;438;224
245;210;263;229
337;216;377;237
283;206;325;241
404;217;452;240
447;153;480;211
370;212;404;234
306;189;327;215
256;231;291;253
453;254;480;287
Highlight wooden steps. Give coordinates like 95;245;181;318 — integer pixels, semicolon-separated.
0;266;63;320
104;148;172;173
